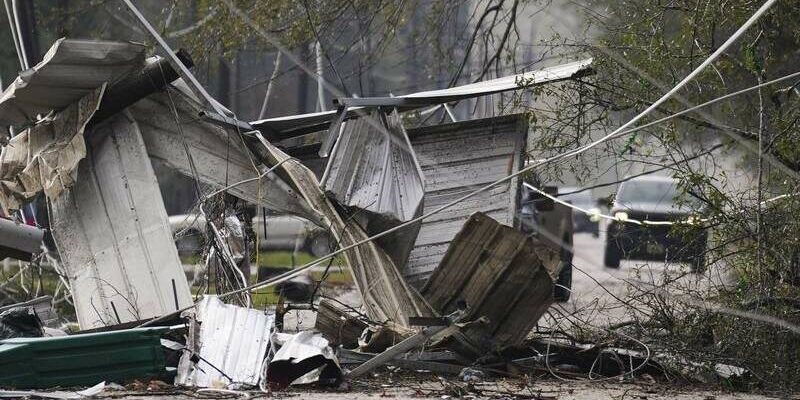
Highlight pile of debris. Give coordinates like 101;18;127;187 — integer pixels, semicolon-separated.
0;28;682;396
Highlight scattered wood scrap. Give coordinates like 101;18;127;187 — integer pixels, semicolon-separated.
315;299;369;349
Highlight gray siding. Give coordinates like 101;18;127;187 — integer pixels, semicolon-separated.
403;114;527;287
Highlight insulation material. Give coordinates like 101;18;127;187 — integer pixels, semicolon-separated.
322;109;425;268
176;296;275;388
49;113;192;329
0;38;145;126
403;114;528;287
420;212;560;350
0;87;104;213
131;89;321;223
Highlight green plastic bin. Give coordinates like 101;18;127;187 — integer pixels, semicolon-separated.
0;327;168;389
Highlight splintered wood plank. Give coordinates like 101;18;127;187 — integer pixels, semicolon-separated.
315;299;369;349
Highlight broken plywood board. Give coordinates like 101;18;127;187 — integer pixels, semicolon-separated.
404;114;528;287
256;135;434;326
322;109;424;268
131;88;321;223
49;113;192;329
420;212;560;350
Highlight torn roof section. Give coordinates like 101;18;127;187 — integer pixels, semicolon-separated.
0;38;146;126
250;58;593;139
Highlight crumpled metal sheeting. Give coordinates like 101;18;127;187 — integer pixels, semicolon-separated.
266;331;342;389
0;38;145;126
0;86;104;213
420;212;560;351
131;88;323;224
176;296;275;388
322;108;425;268
257;138;435;327
323;109;424;223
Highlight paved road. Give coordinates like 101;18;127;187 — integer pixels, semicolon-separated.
560;221;732;328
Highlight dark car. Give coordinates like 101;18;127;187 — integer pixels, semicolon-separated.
604;176;707;271
559;187;601;237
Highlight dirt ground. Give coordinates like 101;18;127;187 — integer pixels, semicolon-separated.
92;377;785;399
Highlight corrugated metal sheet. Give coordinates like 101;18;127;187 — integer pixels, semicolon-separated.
131;88;322;223
260;136;434;327
323;109;424;222
322;109;424;268
49;113;192;329
0;38;145;126
403;114;528;287
176;296;275;388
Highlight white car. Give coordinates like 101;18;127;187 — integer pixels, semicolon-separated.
169;212;333;257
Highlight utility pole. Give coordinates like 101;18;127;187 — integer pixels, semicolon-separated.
315;41;326;111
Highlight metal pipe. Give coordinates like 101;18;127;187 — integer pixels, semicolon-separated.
121;0;227;117
88;52;193;128
315;41;326;112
